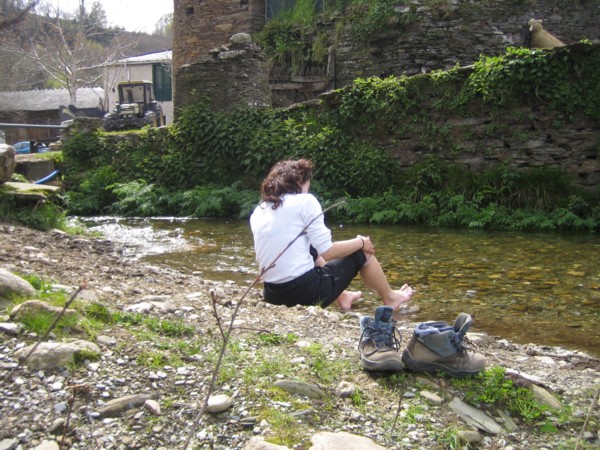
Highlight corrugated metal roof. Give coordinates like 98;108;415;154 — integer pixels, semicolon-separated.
0;87;104;112
115;50;172;65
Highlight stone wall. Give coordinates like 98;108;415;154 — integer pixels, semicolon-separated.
321;42;600;190
173;0;265;104
173;0;600;110
333;0;600;88
171;0;599;188
388;105;600;189
175;34;271;114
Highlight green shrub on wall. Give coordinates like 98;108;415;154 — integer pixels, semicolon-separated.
57;44;600;231
462;44;600;120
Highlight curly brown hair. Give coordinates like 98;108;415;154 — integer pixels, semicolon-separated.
260;159;314;209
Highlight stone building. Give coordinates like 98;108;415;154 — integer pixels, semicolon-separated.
172;0;266;111
172;0;600;114
173;0;265;69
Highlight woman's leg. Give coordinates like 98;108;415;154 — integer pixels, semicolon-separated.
359;254;414;311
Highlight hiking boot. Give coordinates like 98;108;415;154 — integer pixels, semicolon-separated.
402;313;485;377
358;306;405;371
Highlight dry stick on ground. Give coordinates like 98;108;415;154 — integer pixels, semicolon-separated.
4;283;86;382
60;388;77;450
182;201;345;450
60;383;93;450
388;390;404;445
210;291;227;340
574;388;599;450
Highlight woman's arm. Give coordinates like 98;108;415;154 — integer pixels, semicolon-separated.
320;235;374;261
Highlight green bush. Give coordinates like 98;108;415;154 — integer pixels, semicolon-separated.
50;45;600;232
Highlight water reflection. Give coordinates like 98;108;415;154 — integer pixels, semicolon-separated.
78;217;600;357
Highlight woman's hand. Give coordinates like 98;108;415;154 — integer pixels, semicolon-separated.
357;235;375;255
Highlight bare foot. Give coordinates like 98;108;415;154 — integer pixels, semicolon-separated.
384;284;415;311
336;290;363;311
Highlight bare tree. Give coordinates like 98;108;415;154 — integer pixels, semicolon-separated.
2;0;135;105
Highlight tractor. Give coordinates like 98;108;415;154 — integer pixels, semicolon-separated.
103;80;165;131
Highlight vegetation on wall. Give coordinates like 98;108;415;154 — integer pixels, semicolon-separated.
462;44;600;120
51;43;600;232
255;0;419;70
345;0;417;43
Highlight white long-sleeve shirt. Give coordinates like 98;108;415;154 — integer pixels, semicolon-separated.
250;193;332;283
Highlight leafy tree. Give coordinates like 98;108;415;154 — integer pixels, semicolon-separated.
153;12;173;38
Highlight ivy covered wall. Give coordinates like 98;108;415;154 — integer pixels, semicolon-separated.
320;43;600;189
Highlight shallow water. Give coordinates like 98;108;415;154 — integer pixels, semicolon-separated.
79;217;600;357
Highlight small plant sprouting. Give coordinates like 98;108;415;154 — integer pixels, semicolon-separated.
256;332;299;346
72;349;100;367
137;350;182;368
18;310;79;337
84;302;114;324
451;366;553;423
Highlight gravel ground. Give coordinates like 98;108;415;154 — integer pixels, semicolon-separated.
1;223;599;449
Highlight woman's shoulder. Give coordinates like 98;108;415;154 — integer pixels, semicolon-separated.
284;193;320;206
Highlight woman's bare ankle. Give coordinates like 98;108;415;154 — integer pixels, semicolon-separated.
337;290;362;311
383;285;414;311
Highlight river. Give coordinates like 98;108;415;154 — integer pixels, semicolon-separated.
78;217;600;358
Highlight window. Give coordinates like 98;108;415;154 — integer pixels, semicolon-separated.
153;63;172;102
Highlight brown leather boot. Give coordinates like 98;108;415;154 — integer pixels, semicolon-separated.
358;306;404;371
402;313;485;377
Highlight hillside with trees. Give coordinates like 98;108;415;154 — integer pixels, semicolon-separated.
0;0;171;96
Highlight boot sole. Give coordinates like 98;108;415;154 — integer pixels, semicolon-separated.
402;349;480;378
361;356;405;372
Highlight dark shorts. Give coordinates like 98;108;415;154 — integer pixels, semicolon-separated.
263;250;367;308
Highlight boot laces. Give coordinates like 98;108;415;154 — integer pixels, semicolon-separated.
450;333;467;355
359;324;402;356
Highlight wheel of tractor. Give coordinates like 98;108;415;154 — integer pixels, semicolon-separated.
103;116;118;131
144;111;158;128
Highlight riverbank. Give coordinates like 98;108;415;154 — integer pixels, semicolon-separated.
1;223;599;449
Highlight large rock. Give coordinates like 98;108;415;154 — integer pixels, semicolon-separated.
273;380;326;399
449;397;504;435
530;384;564;410
0;268;36;300
310;432;386;449
244;437;290;450
13;340;100;370
94;393;157;418
10;300;78;321
0;143;16;184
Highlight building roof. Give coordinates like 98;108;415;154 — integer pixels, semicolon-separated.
0;87;104;112
115;50;172;65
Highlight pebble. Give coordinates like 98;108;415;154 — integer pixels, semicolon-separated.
54;402;68;414
207;394;233;413
457;430;482;443
336;381;357;398
144;399;162;416
96;335;117;346
420;390;443;405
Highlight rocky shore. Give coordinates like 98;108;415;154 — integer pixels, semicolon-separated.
0;223;599;449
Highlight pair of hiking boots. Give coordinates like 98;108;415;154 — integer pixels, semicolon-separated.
358;306;485;377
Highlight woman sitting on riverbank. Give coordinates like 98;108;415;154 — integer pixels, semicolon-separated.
250;158;415;311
